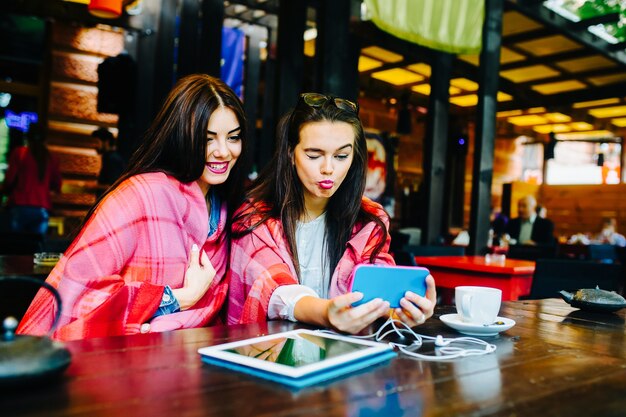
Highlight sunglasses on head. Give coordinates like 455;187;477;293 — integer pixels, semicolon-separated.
298;93;359;115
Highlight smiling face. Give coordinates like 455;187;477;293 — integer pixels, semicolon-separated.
293;120;355;213
196;106;242;195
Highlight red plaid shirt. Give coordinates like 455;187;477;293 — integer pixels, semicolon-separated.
227;197;394;324
18;173;229;340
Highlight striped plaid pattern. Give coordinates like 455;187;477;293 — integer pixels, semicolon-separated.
227;197;394;324
17;172;229;341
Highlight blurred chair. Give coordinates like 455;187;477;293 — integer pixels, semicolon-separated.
393;250;418;266
0;232;44;255
508;244;557;261
389;231;410;255
0;276;43;322
526;259;623;300
588;244;617;263
405;245;465;257
42;238;72;253
398;227;422;245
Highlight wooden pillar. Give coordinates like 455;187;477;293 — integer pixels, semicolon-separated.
177;0;201;78
198;0;224;78
258;27;278;171
243;26;264;171
315;0;359;100
422;51;453;245
152;0;177;111
275;0;306;116
468;0;504;255
123;0;163;159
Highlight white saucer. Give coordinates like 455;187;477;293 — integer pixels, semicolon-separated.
439;314;515;336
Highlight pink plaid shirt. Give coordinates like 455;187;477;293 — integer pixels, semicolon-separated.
227;197;394;324
18;172;229;340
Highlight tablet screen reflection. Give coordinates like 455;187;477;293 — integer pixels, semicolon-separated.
227;333;369;368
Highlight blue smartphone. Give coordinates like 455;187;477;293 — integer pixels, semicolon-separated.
350;265;429;308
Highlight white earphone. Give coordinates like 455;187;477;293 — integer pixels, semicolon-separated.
323;313;497;361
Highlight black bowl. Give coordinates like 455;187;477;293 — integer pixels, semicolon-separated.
560;293;626;313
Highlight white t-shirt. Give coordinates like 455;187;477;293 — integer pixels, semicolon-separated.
268;213;329;321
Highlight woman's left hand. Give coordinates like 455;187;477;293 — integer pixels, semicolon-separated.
394;275;437;327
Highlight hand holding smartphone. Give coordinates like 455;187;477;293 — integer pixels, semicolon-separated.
350;264;429;308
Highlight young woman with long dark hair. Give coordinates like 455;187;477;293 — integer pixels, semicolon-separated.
19;74;249;340
227;93;436;334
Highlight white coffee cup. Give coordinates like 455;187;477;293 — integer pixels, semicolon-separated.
455;286;502;325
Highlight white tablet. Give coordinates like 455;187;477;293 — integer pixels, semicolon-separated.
198;329;396;388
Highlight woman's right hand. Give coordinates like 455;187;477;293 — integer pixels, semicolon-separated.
326;292;390;334
172;243;216;310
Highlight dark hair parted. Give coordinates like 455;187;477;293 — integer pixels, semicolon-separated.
83;74;248;227
234;96;387;280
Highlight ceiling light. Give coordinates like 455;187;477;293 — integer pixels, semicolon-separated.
500;65;560;83
516;35;583;57
532;80;586;94
406;63;431;76
361;46;403;63
570;122;594;131
556;130;615;140
573;98;621;108
497;110;523;118
611;118;626;127
507;115;548;126
371;68;424;85
533;124;571;134
589;105;626;118
545;113;571;123
410;84;461;96
450;78;479;91
497;92;513;102
358;56;383;72
450;95;478;107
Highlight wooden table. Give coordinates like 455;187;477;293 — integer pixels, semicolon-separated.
415;255;536;304
0;255;54;279
3;299;626;417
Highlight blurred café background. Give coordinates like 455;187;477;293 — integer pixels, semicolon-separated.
1;0;625;264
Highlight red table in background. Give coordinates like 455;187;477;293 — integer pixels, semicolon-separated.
414;256;536;304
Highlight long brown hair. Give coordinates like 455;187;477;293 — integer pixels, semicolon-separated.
81;74;248;229
233;96;387;279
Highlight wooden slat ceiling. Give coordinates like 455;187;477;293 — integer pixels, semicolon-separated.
223;0;626;139
353;3;626;138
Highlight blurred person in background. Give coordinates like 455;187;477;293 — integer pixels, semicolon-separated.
594;218;626;247
0;123;61;235
506;195;554;246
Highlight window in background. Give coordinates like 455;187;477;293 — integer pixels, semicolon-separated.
545;141;622;184
520;141;543;184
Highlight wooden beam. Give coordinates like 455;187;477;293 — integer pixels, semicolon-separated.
469;0;504;255
198;0;225;78
422;51;453;245
243;26;264;172
509;0;626;66
315;0;359;100
275;0;306;115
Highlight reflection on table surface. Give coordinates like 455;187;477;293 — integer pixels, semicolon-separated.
4;299;626;417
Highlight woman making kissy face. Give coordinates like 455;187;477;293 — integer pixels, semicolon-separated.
228;93;436;334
